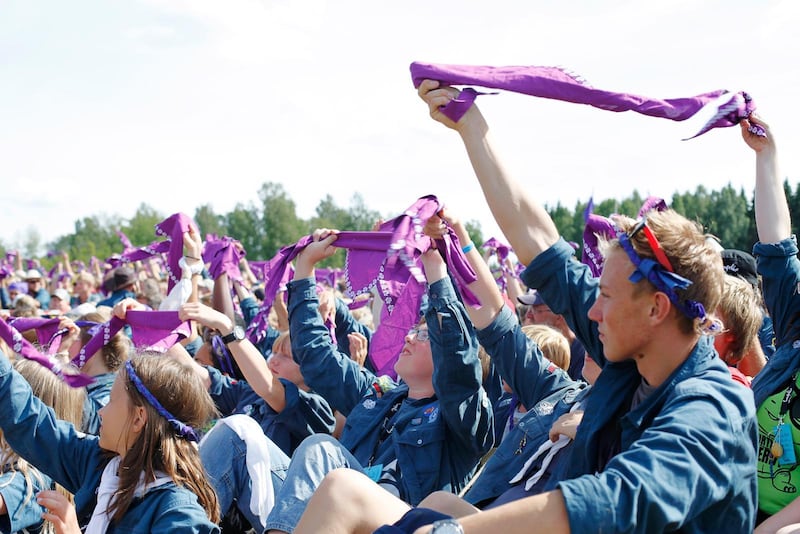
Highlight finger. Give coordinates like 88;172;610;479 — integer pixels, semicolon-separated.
417;79;441;97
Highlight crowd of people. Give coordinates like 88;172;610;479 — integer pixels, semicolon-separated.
0;76;795;534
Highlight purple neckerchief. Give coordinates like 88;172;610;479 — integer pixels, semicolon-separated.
347;297;371;311
0;317;94;387
118;240;171;264
409;62;765;139
203;236;244;283
248;260;270;282
0;265;10;280
315;267;342;289
581;196;669;277
8;317;67;355
71;311;191;368
211;335;237;377
116;230;134;252
155;213;197;292
367;277;427;379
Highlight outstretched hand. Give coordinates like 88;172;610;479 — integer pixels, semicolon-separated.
295;229;339;278
112;298;146;320
37;490;81;534
740;114;775;154
417;79;464;131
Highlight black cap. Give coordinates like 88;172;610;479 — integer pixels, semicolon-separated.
720;249;758;288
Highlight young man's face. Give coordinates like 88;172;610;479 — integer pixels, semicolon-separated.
394;324;433;381
588;249;654;362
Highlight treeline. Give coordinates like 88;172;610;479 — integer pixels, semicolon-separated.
4;179;800;270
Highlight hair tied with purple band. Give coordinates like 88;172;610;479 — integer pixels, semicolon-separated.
125;360;198;442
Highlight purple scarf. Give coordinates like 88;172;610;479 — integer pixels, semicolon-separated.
72;311;191;369
0;317;94;387
154;213;197;292
482;237;513;292
116;230;134;252
7;317;67;355
204;235;245;283
409;62;765;139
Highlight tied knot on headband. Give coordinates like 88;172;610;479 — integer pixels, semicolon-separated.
125;360;198;442
616;220;721;335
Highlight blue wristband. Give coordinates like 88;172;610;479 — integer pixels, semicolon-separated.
461;242;475;254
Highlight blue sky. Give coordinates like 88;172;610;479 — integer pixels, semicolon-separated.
1;0;798;253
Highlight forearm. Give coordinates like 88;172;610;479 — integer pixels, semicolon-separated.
229;340;286;412
755;146;790;243
450;222;504;329
165;343;210;389
458;112;559;266
755;495;800;533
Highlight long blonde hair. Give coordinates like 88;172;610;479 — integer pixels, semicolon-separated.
0;357;86;534
109;353;220;524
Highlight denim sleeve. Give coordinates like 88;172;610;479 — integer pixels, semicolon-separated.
753;237;800;345
288;277;381;416
477;305;577;411
240;296;260;328
558;386;755;533
206;365;247;416
273;379;336;436
0;353;100;495
334;297;374;357
426;277;494;456
521;238;604;367
0;469;50;533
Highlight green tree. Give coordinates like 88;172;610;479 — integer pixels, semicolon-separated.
121;203;164;248
194;204;225;239
257;182;307;260
225;202;264;259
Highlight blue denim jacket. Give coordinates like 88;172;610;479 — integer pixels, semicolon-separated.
207;366;335;455
80;371;116;435
751;237;800;407
0;468;51;533
0;354;219;533
523;238;757;533
240;296;281;358
288;275;493;505
463;305;588;505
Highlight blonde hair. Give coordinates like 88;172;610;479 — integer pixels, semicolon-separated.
0;358;86;534
111;353;220;524
522;324;571;371
608;210;725;335
717;276;762;364
272;330;291;356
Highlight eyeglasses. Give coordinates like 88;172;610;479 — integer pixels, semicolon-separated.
407;328;430;342
628;218;674;273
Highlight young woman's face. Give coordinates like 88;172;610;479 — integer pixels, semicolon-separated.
97;375;140;455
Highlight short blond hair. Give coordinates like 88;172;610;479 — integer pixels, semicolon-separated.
522;324;570;371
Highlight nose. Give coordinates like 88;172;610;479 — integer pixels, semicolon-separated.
587;299;601;323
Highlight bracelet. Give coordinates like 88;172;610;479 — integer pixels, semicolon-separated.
461;242;475;254
185;255;201;261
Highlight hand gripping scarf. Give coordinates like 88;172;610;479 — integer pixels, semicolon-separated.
71;311;192;369
0;316;94;387
248;196;479;378
116;213;198;292
409;62;766;140
7;317;68;355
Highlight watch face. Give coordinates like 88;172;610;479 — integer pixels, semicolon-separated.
431;519;463;534
233;325;245;341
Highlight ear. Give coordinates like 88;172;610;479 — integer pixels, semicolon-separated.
649;291;674;324
130;405;147;434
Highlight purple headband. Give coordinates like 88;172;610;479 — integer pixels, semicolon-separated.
124;359;198;442
0;317;94;387
409;62;766;140
210;335;237;377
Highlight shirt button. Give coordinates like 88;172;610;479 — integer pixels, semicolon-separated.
417;439;423;444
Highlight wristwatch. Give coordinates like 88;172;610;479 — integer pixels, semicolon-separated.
430;519;464;534
220;325;245;345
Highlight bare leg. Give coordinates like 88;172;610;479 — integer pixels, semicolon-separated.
294;468;411;534
418;491;481;518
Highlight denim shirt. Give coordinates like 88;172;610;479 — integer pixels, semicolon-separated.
334;297;374;369
463;305;588;506
80;371;116;435
523;238;757;533
240;296;281;358
0;354;219;533
206;366;335;455
287;275;493;505
751;237;800;407
0;468;51;533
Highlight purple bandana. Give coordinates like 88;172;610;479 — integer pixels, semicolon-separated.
482;237;513;291
155;213;198;292
0;317;94;387
116;230;134;252
204;236;245;283
8;317;68;355
71;311;191;368
409;62;765;139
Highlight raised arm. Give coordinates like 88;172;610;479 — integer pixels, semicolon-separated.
180;302;288;413
418;80;559;265
742;115;789;243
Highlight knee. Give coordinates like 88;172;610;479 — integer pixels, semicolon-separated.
316;468;374;507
